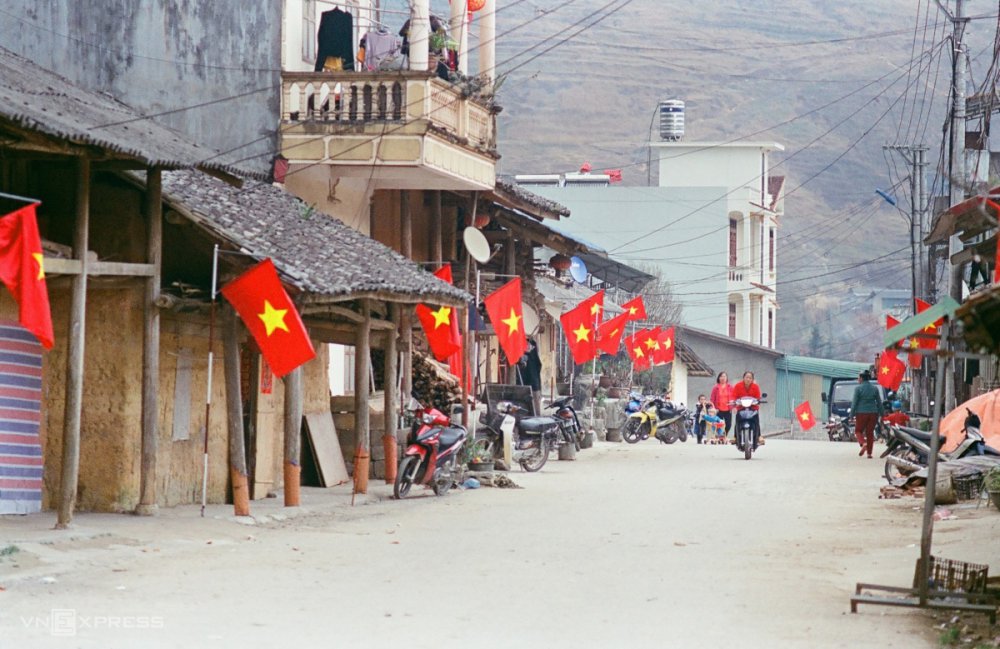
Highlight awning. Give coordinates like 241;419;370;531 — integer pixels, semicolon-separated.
925;188;1000;245
575;251;655;294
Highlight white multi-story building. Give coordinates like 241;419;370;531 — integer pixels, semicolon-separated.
650;141;783;348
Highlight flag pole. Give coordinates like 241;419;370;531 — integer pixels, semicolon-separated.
590;307;597;426
474;267;480;406
201;244;219;517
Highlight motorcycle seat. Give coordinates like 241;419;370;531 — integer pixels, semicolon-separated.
898;425;944;444
438;426;465;449
518;416;558;433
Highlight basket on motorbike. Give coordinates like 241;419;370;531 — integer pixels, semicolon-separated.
914;556;989;594
952;474;984;501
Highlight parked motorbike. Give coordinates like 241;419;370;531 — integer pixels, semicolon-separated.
731;394;767;460
622;397;689;444
825;414;855;442
477;401;562;472
881;408;1000;483
624;391;644;415
394;396;467;499
545;395;583;451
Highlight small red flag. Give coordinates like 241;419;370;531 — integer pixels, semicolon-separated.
597;311;629;356
877;352;906;391
640;326;662;365
606;169;623;183
914;298;942;350
433;265;465;383
654;326;676;365
483;277;527;365
0;204;53;349
220;259;316;378
621;296;646;321
559;290;604;365
415;266;462;362
625;330;650;370
795;401;817;431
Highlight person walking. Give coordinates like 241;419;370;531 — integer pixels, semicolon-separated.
850;370;883;458
693;394;710;444
709;372;733;442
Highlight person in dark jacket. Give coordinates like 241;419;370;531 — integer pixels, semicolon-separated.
850;370;883;458
516;338;543;415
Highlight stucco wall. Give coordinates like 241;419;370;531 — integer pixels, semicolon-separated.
2;1;281;176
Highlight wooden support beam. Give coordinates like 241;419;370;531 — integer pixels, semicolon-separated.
400;190;412;259
223;307;250;516
42;258;155;277
353;299;372;494
136;167;162;516
432;190;443;263
383;304;399;484
283;366;303;506
56;157;90;529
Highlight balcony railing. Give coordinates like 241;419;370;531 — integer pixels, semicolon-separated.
281;71;495;152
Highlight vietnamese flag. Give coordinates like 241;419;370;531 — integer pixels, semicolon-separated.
0;204;53;349
220;258;316;378
795;401;817;431
559;291;604;365
877;352;906;391
415;265;462;362
433;264;464;382
625;331;650;370
597;312;629;356
621;296;646;321
641;326;662;364
483;277;527;365
654;326;676;365
914;298;942;350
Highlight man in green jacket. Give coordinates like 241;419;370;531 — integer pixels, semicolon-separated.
850;370;883;458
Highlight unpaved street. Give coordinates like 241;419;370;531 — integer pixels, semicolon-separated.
2;439;998;648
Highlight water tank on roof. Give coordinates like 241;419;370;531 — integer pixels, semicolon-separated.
658;100;685;141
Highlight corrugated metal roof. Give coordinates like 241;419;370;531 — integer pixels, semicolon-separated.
155;170;470;305
0;46;260;179
775;355;870;377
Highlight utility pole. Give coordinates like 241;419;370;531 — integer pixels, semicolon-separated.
885;143;930;414
936;0;968;411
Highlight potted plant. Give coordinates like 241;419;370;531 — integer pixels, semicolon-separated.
985;468;1000;512
463;439;494;472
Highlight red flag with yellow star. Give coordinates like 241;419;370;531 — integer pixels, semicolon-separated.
621;296;646;322
625;330;650;370
794;401;817;431
483;277;527;365
0;204;53;349
653;326;676;365
877;352;906;391
914;298;942;351
597;311;629;356
220;258;316;378
432;265;465;381
559;291;604;364
640;326;662;365
415;265;462;362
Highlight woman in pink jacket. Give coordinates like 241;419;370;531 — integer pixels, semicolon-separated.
709;372;733;441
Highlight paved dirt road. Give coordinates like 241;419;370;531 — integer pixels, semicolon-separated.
2;439;997;648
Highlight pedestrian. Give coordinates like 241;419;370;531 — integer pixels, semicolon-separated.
709;371;733;442
693;394;710;444
516;337;543;415
731;371;763;448
882;400;910;428
850;370;883;458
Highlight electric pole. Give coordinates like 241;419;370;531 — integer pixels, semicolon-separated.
937;0;968;411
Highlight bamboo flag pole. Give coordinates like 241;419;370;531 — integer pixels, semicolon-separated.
201;244;219;517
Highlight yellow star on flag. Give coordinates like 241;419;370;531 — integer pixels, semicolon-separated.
32;253;45;280
799;412;810;423
501;308;522;335
590;303;601;316
573;323;591;342
924;323;937;333
663;338;672;349
633;347;644;358
258;300;290;337
629;306;638;315
881;365;889;375
430;306;451;329
644;337;659;350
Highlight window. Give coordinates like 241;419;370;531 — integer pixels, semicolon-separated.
729;303;737;337
769;228;775;272
728;219;738;266
303;0;317;64
768;310;774;348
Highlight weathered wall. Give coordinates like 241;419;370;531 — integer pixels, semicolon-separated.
2;1;281;176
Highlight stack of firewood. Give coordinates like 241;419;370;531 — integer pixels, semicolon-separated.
412;353;461;414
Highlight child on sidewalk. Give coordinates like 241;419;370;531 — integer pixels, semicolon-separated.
702;406;726;444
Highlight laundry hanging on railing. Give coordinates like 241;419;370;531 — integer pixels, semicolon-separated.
358;31;402;71
315;7;355;72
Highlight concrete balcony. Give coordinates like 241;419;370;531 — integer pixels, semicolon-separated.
280;71;497;191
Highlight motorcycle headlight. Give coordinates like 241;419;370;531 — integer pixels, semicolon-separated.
421;413;436;425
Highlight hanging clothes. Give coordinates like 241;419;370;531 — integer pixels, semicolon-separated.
315;8;355;72
359;31;402;71
399;14;444;57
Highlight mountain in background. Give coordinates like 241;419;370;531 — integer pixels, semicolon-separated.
472;0;976;360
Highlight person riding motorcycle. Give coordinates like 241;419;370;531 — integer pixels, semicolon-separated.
730;370;762;449
882;401;909;428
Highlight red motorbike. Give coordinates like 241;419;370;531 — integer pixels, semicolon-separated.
394;396;467;499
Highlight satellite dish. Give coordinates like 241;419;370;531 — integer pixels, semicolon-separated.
522;303;539;336
569;256;588;283
463;227;490;263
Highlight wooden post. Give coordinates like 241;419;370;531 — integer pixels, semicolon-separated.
283;366;303;507
461;305;469;429
136;167;162;516
353;299;371;495
383;304;399;484
223;307;250;516
56;157;90;529
918;319;950;605
432;190;443;264
400;191;412;259
399;191;413;404
505;230;516;276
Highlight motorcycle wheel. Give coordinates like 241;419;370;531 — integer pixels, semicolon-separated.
622;418;644;444
519;442;549;472
884;449;921;483
432;473;452;496
394;455;419;499
676;422;688;443
662;426;679;444
744;444;753;460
